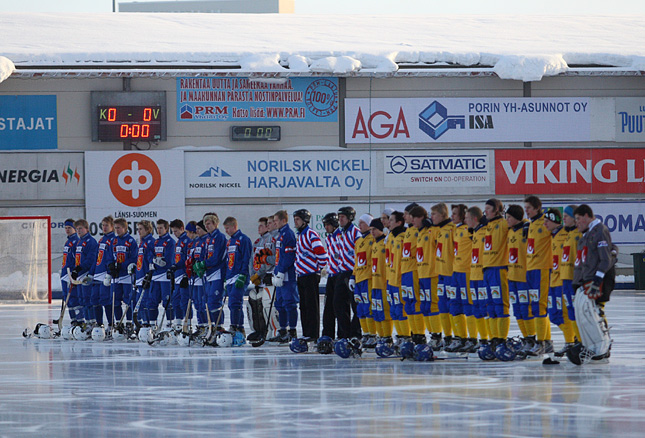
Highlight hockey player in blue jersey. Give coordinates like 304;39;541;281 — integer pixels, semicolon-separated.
70;219;98;337
148;219;176;327
60;218;80;322
197;214;227;332
133;220;155;326
269;210;299;343
168;219;192;329
223;216;252;346
91;216;115;328
191;221;209;332
109;218;138;325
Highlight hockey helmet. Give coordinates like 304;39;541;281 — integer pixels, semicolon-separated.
399;340;415;360
292;209;312;224
72;325;90;341
478;342;496;361
334;338;355;358
337;206;356;222
35;323;51;339
290;337;309;353
91;325;106;342
177;332;191;347
375;339;395;358
138;327;151;343
112;328;126;342
316;336;334;354
494;341;516;362
322;213;339;228
216;331;233;348
61;325;74;340
413;344;434;362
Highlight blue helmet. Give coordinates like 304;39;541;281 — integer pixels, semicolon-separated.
290;337;309;354
413;344;434;362
334;338;352;358
375;340;395;358
316;336;334;355
478;342;496;361
494;342;516;361
399;340;415;360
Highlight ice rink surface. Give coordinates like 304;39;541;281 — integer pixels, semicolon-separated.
2;292;645;438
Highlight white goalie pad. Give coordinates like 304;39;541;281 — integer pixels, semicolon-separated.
574;287;612;357
245;286;278;337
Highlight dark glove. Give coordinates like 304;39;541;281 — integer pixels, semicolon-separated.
108;262;120;278
166;268;176;280
250;273;261;286
235;274;247;289
179;276;189;288
264;273;273;286
584;280;601;299
71;266;82;280
142;272;153;290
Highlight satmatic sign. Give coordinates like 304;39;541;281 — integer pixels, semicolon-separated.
495;148;645;195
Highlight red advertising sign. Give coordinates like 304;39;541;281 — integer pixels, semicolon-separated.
495;148;645;194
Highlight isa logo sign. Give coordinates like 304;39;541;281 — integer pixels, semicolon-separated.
0;95;58;150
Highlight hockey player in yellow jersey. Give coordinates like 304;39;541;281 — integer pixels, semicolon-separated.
410;206;442;349
524;195;554;356
386;211;410;343
481;198;510;360
432;203;461;352
369;218;393;344
451;204;478;353
560;205;582;347
505;205;536;349
351;214;376;347
543;208;577;357
465;207;490;353
401;203;425;345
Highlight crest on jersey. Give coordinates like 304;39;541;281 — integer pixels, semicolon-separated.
527;238;535;254
562;246;570;263
357;252;367;267
471;248;479;264
484;235;492;251
96;250;104;266
509;247;518;264
402;242;411;258
137;254;143;270
435;242;443;258
552;255;559;270
416;247;424;263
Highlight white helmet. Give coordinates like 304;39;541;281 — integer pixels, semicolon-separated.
163;331;178;346
91;326;106;342
177;332;191;347
72;325;90;341
138;327;151;343
112;328;126;342
35;323;51;339
216;332;233;348
61;325;74;340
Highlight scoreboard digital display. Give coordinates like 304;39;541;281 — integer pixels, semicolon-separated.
231;126;281;141
97;105;163;142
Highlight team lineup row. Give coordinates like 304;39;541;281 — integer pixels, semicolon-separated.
28;196;615;364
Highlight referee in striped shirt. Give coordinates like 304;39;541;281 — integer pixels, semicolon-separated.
293;209;327;340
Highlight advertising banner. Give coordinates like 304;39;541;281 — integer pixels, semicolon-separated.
615;98;645;142
0;95;58;150
0;152;84;200
345;97;613;144
375;150;494;196
177;77;338;122
495;148;645;195
185;150;370;198
85;151;185;237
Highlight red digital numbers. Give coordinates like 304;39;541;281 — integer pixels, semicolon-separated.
119;124;150;138
98;105;161;142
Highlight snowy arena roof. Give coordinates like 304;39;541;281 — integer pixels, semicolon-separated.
1;13;645;83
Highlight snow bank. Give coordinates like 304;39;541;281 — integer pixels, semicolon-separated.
1;13;644;81
0;56;15;83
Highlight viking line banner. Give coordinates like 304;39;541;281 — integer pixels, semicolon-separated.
345;97;613;143
495;148;645;195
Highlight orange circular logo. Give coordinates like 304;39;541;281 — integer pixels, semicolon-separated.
109;154;161;207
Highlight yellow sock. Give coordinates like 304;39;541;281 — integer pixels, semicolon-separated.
517;319;527;337
359;318;370;334
536;317;549;341
572;321;580;342
398;319;411;336
467;315;478;339
440;313;453;336
374;321;383;337
410;314;425;335
453;314;467;338
366;317;376;336
476;317;489;340
524;318;536;337
488;318;499;339
498;316;510;339
382;319;393;337
558;322;575;343
393;320;401;337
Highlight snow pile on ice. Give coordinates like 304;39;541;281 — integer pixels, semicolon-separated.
1;13;644;82
0;56;14;82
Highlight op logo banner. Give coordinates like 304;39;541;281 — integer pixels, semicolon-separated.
177;77;338;122
85;151;185;236
344;98;613;144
